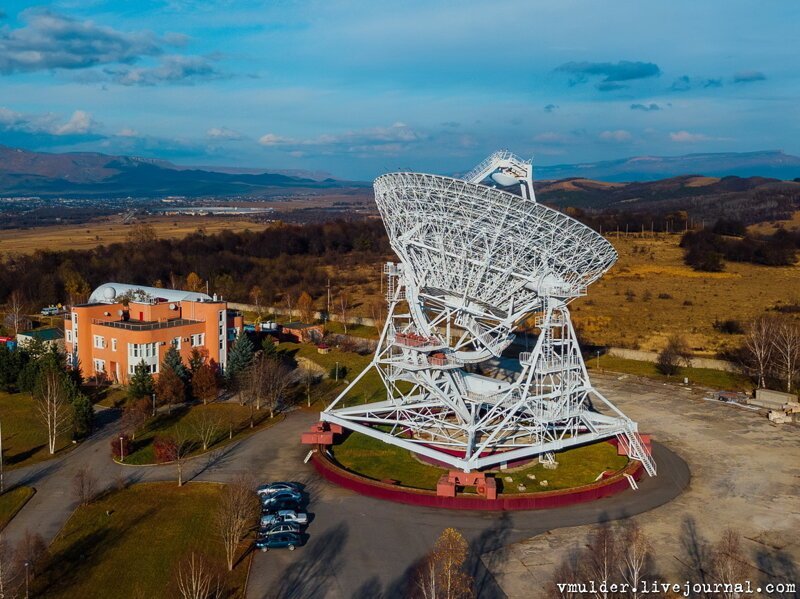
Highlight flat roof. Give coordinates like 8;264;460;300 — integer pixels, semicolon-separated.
92;318;203;332
18;327;63;341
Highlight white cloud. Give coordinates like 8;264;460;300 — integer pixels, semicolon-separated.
54;110;95;135
258;132;292;146
669;130;710;143
534;131;572;144
207;126;241;140
599;129;632;142
117;127;139;137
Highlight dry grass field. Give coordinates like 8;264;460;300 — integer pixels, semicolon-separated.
571;233;800;355
747;209;800;235
0;215;269;254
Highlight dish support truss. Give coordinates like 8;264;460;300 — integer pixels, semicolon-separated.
321;265;656;476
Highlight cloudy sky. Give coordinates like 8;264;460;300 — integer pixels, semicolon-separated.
0;1;797;178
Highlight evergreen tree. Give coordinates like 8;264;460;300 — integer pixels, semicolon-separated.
188;347;205;375
128;360;155;400
163;345;188;380
261;335;277;358
226;332;254;384
0;344;28;392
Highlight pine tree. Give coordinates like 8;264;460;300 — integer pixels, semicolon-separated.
188;347;205;375
261;336;277;358
128;360;155;400
163;345;188;381
226;332;254;384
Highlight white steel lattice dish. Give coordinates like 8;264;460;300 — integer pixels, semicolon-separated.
321;151;656;476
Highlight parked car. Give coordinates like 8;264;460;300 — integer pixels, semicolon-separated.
258;522;301;538
256;482;301;497
260;510;308;528
261;489;302;507
255;532;302;552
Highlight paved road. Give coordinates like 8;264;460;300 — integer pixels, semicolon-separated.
3;391;689;599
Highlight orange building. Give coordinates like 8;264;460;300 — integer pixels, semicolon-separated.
64;283;243;383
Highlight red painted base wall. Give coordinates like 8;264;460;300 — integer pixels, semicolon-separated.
311;447;644;511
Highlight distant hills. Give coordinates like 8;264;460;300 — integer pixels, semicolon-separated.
0;145;364;198
535;151;800;182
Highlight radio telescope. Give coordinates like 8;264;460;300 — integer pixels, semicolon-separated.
321;151;656;477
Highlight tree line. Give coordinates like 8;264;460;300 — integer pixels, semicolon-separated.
0;219;390;308
680;219;799;272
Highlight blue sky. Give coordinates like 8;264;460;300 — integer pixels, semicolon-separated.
0;0;797;179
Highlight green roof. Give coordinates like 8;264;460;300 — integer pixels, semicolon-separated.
22;328;64;341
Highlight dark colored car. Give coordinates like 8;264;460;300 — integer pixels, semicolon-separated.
257;522;301;538
255;532;302;552
261;489;302;511
256;482;302;498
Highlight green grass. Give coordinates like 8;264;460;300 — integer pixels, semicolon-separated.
332;431;447;490
323;320;380;339
0;391;73;470
496;443;628;493
0;486;35;531
87;385;128;408
36;482;250;599
331;432;629;493
586;354;753;391
278;342;385;407
122;402;278;465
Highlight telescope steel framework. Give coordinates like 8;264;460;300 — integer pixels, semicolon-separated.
321;151;656;476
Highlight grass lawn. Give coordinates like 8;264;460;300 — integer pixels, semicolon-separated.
279;342;385;407
0;391;73;470
87;385;128;408
323;320;380;340
122;402;279;465
331;432;629;493
587;354;753;391
35;482;250;599
0;486;35;531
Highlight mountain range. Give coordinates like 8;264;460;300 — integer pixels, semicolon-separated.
535;150;800;182
0;145;363;198
1;145;799;198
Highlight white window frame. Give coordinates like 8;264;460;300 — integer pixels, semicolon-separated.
112;338;117;352
172;336;181;350
93;335;105;349
93;358;105;373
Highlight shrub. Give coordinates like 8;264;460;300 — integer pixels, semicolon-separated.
656;335;691;376
657;293;672;300
153;436;179;463
712;319;745;335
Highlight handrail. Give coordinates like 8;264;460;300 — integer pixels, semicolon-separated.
91;317;204;331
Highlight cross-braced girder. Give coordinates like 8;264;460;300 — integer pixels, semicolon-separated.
321;152;656;477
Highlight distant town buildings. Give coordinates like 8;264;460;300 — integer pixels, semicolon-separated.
64;283;243;383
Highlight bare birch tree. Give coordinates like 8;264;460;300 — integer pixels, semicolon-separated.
72;467;98;506
190;411;221;451
5;290;28;335
415;527;473;599
175;552;219;599
618;522;650;599
338;291;351;334
710;530;749;599
33;363;71;454
772;317;800;392
215;475;259;572
743;315;776;388
0;538;21;599
586;524;618;599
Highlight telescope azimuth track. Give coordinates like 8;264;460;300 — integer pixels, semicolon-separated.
321;151;656;477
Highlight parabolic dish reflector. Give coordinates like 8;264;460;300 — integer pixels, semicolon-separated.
374;172;617;310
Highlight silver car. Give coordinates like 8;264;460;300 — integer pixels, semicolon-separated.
260;510;308;528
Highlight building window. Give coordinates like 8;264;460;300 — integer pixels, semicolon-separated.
172;336;181;349
66;330;72;342
93;359;105;373
191;333;205;347
112;338;117;352
93;335;105;349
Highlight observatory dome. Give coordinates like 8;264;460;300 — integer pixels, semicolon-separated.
374;173;617;309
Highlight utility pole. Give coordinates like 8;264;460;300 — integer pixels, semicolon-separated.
326;279;331;323
0;418;4;493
